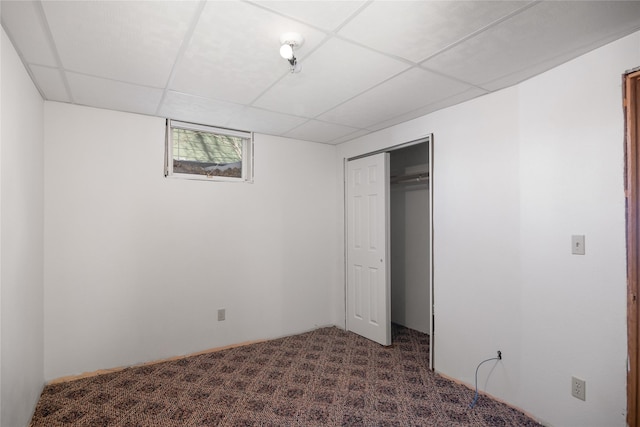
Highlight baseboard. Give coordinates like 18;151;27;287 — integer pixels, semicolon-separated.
47;338;265;385
435;370;551;427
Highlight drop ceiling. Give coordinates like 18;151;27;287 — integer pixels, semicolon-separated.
3;1;640;144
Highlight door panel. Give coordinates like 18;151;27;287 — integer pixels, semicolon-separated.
346;153;391;346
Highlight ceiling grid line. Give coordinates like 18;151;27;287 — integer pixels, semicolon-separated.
242;0;376;110
309;66;421;121
418;0;543;65
327;0;374;34
34;0;74;103
0;20;47;100
154;0;208;117
416;64;489;93
362;87;487;133
245;32;334;107
53;69;165;92
481;23;640;91
241;0;332;35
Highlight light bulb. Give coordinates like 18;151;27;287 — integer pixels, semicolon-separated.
279;44;293;60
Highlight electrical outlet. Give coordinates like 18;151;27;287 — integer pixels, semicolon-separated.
572;376;586;401
217;308;226;321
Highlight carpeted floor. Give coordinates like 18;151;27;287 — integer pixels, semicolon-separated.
30;325;541;426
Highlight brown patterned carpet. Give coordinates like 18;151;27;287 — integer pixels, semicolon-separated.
30;325;541;426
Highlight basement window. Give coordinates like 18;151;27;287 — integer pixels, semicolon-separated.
165;119;253;182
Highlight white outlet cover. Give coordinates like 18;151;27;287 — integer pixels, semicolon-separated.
572;376;586;401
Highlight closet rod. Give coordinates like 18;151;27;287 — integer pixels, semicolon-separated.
390;172;429;185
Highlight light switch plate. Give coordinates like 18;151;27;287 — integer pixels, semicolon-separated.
571;235;585;255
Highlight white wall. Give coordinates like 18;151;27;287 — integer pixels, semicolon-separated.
516;30;634;427
1;28;45;427
335;31;640;427
43;102;336;380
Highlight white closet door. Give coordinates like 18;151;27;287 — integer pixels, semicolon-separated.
346;153;391;346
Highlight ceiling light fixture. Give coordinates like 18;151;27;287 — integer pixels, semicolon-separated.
279;32;303;74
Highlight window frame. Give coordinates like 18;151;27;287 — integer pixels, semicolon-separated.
164;119;254;183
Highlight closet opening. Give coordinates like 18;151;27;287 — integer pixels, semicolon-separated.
345;136;433;368
390;142;430;336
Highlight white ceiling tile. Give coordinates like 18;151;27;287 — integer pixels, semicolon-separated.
338;1;528;63
30;65;70;102
422;1;640;87
42;1;198;88
226;107;308;135
479;54;580;92
318;67;475;129
2;0;57;66
366;87;487;132
255;1;366;32
3;0;640;144
170;1;327;105
159;91;245;128
284;119;360;144
254;37;409;117
67;73;163;116
330;129;371;145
